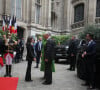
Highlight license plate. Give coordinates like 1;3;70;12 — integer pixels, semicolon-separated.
56;54;62;56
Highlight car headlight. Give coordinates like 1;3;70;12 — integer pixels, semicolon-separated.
65;46;69;50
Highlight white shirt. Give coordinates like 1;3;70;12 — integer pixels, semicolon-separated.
88;40;93;46
38;41;42;51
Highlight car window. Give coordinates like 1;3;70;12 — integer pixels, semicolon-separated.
62;40;70;45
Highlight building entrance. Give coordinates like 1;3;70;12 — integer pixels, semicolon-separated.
17;26;24;39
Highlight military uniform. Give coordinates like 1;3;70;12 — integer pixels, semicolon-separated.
4;38;15;77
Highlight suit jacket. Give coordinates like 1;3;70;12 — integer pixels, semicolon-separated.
67;40;77;55
86;40;96;56
86;40;96;63
35;41;42;54
0;38;5;55
26;44;35;61
44;38;56;61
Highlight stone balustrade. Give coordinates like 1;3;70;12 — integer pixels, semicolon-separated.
71;0;80;4
95;17;100;24
71;20;84;29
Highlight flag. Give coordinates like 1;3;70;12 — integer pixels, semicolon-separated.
2;19;5;31
14;22;17;34
11;16;16;34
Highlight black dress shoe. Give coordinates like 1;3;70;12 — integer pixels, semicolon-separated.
34;66;38;68
81;83;89;86
4;74;8;77
40;77;45;80
42;81;52;85
9;74;12;77
25;80;33;82
70;69;75;71
87;86;95;89
67;68;71;70
29;80;33;82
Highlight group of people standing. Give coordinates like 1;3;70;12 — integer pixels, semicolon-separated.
14;38;24;63
0;31;96;88
25;32;56;85
67;33;96;89
0;34;24;77
81;33;96;89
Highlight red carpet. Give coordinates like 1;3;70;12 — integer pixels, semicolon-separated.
0;77;19;90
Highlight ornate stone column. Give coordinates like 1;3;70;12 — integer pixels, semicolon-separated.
66;0;72;32
26;0;32;23
0;0;3;19
40;0;46;26
5;0;11;15
47;0;52;29
24;0;28;22
87;0;96;25
22;0;25;21
31;0;35;23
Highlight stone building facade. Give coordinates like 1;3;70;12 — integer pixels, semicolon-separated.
0;0;52;41
0;0;100;38
51;0;100;36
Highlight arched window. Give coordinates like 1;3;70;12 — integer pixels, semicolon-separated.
74;4;84;23
96;0;100;17
51;11;57;28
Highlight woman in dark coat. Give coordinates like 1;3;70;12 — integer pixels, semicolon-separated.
25;36;36;82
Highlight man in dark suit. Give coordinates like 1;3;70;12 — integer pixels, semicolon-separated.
82;33;96;89
42;32;56;85
20;38;25;61
35;37;42;68
67;36;77;71
0;37;5;56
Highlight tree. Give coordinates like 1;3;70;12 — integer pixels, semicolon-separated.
79;25;100;40
51;35;71;45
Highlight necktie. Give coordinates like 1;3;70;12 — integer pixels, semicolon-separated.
38;42;41;51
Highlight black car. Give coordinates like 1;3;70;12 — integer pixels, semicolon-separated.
55;39;80;63
55;41;69;63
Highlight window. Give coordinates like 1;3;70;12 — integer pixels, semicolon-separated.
37;0;40;4
51;12;57;28
11;0;15;16
35;0;41;24
96;0;100;17
74;4;84;22
51;2;54;11
11;0;22;19
16;0;22;19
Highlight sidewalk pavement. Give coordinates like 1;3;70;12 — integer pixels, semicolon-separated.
0;61;87;90
0;66;5;77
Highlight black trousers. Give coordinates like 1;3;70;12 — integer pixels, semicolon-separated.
45;61;52;83
85;59;95;87
70;56;76;70
25;60;32;81
36;51;41;66
20;48;24;59
15;53;20;63
5;65;12;76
